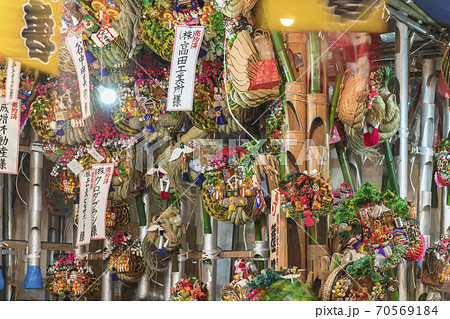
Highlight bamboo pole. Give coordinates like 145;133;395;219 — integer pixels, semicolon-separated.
388;0;432;23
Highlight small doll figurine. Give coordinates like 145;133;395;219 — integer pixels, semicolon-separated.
233;258;247;281
144;114;155;132
213;86;227;125
55;120;65;136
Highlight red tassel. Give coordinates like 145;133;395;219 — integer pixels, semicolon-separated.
160;191;170;199
364;127;380;147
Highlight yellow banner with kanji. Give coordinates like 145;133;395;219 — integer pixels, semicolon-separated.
0;0;61;75
258;0;387;33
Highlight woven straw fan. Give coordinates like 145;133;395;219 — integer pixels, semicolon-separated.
229;30;260;93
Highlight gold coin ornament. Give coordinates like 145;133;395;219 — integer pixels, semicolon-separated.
46;252;99;300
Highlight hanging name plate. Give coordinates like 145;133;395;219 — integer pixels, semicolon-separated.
77;169;95;246
0;98;20;174
269;189;288;268
5;59;21;103
167;25;204;111
91;163;114;239
66;33;91;120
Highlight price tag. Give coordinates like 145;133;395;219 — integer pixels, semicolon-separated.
67;159;84;176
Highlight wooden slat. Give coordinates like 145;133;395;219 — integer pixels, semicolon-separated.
19;145;30;153
186;250;254;259
2;240;72;251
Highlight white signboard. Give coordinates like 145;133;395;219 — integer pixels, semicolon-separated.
90;163;114;239
0;98;20;174
5;58;21;103
76;169;95;245
167;25;204;111
66;33;91;120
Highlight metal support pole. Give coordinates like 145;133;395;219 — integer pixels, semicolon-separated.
202;218;218;301
3;175;14;300
416;59;436;299
441;98;450;236
98;205;112;300
395;19;409;301
59;215;65;243
162;260;172;300
24;131;43;289
101;259;113;301
136;194;150;300
418;59;436;247
46;214;57;300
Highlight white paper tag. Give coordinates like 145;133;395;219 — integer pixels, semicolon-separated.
167;25;204;111
90;163;114;239
66;34;91;120
67;159;84;176
88;148;104;163
91;26;118;47
0;99;20;174
5;58;21;103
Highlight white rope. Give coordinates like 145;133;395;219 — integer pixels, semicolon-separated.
243;223;248;251
177;249;192;263
27;250;41;260
201;247;222;260
16;152;28;206
397;127;409;139
409;156;416;203
417;146;434;157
